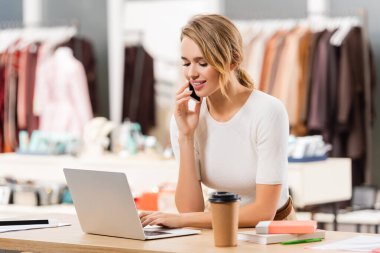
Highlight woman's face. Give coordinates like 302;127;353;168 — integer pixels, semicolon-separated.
181;36;220;98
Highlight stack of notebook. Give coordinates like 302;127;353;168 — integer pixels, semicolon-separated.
238;220;325;245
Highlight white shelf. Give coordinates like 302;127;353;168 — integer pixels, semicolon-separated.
0;154;351;208
288;158;352;208
0;153;178;195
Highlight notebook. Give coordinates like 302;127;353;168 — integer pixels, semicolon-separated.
63;168;201;240
256;220;317;234
238;229;325;245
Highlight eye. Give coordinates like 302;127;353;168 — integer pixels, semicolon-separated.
199;62;208;67
182;62;190;67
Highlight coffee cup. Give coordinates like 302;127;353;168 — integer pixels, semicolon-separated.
209;192;240;247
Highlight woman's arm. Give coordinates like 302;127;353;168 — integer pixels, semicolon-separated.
140;184;281;228
238;184;281;227
171;83;204;212
181;184;281;228
175;134;204;212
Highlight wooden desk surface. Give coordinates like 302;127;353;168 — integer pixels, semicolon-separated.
0;214;377;253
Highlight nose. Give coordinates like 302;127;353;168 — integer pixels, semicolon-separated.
188;64;199;80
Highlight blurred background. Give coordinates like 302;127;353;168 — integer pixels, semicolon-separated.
1;0;380;233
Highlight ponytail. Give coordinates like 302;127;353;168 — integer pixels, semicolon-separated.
236;67;254;89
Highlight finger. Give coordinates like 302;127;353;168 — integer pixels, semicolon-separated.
176;81;190;95
140;215;149;223
142;216;158;227
139;211;153;219
150;218;165;227
176;90;192;101
141;212;162;224
176;97;190;105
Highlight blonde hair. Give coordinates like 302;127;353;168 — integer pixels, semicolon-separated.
181;14;254;97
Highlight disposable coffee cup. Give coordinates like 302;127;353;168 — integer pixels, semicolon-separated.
209;192;240;247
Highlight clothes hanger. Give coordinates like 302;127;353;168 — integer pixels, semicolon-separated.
0;28;22;53
330;16;360;46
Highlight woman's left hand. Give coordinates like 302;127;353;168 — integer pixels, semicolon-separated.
139;211;184;228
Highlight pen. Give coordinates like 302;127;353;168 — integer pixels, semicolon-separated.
281;237;323;245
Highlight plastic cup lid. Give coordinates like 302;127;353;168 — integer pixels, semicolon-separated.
208;192;240;203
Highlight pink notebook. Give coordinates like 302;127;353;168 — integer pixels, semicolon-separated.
256;220;317;234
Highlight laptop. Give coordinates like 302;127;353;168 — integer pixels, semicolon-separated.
63;168;201;240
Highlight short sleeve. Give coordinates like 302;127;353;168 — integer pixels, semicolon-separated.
170;115;201;181
255;100;289;184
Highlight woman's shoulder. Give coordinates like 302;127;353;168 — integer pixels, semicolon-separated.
248;90;287;116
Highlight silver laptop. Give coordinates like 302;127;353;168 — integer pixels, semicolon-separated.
63;168;201;240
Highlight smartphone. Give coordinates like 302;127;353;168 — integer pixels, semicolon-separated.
189;84;200;102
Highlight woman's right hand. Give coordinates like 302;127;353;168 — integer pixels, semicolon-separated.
174;82;202;137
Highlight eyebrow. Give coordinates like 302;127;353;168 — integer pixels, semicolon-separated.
181;56;205;61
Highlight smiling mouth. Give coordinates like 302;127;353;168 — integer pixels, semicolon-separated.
191;80;206;90
193;82;206;91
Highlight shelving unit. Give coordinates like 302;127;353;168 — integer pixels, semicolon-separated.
0;153;351;209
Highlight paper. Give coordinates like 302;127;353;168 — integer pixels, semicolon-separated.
309;235;380;252
0;223;70;233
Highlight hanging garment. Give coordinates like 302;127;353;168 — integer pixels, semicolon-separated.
308;30;335;135
16;45;28;129
304;30;325;131
17;42;40;133
337;27;370;159
272;27;306;126
0;53;5;152
292;28;312;136
260;30;286;93
266;31;287;95
243;30;269;88
242;30;260;77
3;41;21;152
25;43;40;135
122;45;155;134
56;37;98;115
34;47;93;137
324;40;341;152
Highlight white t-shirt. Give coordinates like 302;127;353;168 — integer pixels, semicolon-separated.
170;90;289;208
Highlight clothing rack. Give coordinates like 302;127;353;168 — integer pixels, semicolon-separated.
0;21;79;52
0;19;80;30
236;9;373;186
0;20;98;153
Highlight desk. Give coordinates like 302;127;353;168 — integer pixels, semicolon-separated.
0;214;376;253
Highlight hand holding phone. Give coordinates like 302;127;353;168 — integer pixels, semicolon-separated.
189;84;200;102
173;82;201;136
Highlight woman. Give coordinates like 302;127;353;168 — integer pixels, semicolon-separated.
140;14;294;228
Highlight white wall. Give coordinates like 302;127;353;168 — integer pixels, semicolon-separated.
108;0;222;145
123;0;222;62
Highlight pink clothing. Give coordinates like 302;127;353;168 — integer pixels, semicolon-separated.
34;47;93;137
17;46;29;129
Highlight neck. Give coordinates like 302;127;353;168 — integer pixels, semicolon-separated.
206;78;252;122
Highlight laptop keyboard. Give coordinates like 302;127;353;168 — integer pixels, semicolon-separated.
144;230;170;236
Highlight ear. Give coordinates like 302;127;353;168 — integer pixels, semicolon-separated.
230;63;237;71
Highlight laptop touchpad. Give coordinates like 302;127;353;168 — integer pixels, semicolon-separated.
144;230;170;236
